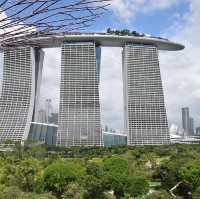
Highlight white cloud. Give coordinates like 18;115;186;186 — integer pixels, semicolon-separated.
0;10;35;44
100;47;124;130
110;0;181;21
159;0;200;128
39;48;61;112
101;0;200;130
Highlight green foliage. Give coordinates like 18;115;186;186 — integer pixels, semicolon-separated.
145;190;171;199
103;155;129;175
103;156;129;199
179;160;200;188
193;186;200;199
0;186;22;199
126;176;149;197
61;182;83;199
82;175;106;199
15;158;41;192
86;162;104;178
155;156;186;189
43;160;84;197
106;28;144;37
0;144;200;198
20;192;56;199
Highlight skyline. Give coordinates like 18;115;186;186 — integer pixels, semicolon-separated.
1;0;200;131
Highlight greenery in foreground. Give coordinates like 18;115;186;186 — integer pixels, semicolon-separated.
0;143;200;199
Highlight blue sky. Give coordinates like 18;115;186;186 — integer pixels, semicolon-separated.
90;0;189;36
1;0;200;133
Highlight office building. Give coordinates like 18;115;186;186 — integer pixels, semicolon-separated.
56;42;102;146
36;109;47;123
196;127;200;135
48;113;58;125
189;117;194;135
123;44;170;145
181;107;196;136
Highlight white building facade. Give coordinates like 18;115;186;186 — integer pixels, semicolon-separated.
0;47;44;142
123;44;170;144
57;42;102;146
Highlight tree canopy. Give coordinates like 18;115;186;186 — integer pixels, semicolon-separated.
0;143;200;199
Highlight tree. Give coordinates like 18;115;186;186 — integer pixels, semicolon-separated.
82;175;107;199
43;161;85;197
155;156;188;189
0;0;110;47
103;156;129;199
145;190;171;199
0;186;22;199
103;155;129;175
21;192;56;199
61;183;84;199
126;176;149;198
193;186;200;199
179;160;200;189
15;158;41;192
86;162;104;178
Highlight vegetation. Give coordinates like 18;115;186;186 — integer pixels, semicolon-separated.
107;28;145;37
0;143;200;198
106;28;168;41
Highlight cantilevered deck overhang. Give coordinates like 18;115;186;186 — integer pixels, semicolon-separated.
2;32;184;51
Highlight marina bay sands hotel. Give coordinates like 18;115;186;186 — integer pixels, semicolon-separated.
0;32;184;146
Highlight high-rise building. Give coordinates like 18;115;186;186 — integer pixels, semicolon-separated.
189;117;194;136
45;99;53;123
0;47;44;143
182;107;190;136
123;44;170;145
57;42;102;146
48;113;58;125
196;127;200;135
0;32;184;145
37;109;47;123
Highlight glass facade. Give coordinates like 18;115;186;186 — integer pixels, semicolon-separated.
28;122;57;145
103;132;127;147
29;124;126;147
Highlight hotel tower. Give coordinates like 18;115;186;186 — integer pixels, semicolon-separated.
0;32;184;145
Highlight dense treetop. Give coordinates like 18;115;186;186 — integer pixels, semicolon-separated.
0;143;200;199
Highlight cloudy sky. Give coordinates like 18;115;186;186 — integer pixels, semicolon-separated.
1;0;200;131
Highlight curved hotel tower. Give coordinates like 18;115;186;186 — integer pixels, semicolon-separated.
0;47;44;142
0;32;184;146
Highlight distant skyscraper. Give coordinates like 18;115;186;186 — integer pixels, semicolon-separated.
37;109;47;123
189;117;194;135
196;127;200;135
57;42;102;146
123;44;170;145
45;99;53;123
182;107;190;136
48;113;58;125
